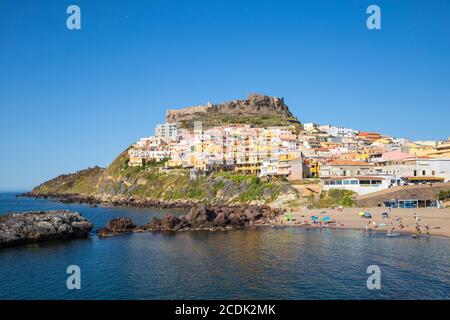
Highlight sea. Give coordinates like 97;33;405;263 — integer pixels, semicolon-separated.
0;192;449;300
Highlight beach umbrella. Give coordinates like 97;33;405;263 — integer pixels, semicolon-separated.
358;211;365;216
311;216;318;221
378;223;387;227
322;216;331;222
363;212;372;218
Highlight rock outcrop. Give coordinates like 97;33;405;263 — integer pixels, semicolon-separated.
97;204;283;236
97;217;136;236
0;211;93;247
166;93;300;128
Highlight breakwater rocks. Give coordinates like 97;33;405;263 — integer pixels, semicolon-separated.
0;210;93;247
98;204;283;236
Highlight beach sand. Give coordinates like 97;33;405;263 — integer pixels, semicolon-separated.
272;207;450;238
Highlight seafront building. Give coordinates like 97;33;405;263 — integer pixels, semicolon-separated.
322;176;399;196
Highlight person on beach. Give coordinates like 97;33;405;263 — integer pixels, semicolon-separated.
425;224;430;238
415;223;421;236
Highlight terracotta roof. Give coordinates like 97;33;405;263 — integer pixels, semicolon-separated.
358;132;381;136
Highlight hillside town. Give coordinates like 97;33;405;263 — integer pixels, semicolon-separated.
128;118;450;198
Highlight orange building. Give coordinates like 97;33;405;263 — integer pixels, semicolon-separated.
357;132;382;142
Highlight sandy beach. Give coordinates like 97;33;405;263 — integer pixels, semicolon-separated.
272;207;450;238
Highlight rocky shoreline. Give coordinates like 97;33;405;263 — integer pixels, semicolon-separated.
16;193;286;237
98;204;283;236
20;192;201;210
0;210;93;247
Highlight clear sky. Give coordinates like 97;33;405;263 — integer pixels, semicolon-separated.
1;0;449;191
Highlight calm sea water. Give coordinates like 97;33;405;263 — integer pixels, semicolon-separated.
0;192;449;300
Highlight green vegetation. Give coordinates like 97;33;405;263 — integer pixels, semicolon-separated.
179;113;300;129
31;167;104;195
437;190;450;201
315;189;356;208
289;179;321;185
213;172;258;183
105;148;131;177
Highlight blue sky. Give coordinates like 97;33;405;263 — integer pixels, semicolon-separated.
1;0;449;191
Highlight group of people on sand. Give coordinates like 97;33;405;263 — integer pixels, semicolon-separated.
362;211;431;238
412;213;431;238
278;207;434;238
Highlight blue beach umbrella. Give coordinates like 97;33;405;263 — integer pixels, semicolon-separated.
311;216;319;221
322;216;331;222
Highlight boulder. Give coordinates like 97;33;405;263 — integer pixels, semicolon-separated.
161;215;181;231
187;204;216;226
213;211;228;227
106;217;136;233
0;211;93;247
98;217;136;236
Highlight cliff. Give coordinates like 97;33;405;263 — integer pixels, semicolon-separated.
166;93;301;129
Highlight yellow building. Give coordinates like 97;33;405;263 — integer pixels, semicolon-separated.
307;159;320;177
409;141;450;158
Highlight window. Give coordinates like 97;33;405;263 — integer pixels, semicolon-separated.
414;170;417;176
335;180;342;185
432;170;435;176
422;170;426;176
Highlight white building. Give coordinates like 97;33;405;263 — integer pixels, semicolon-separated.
319;160;374;178
319;125;358;137
155;123;178;141
403;158;450;182
303;123;319;132
373;157;450;183
322;175;399;195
